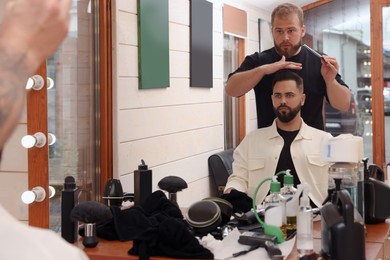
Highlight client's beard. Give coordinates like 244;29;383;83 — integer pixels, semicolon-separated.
273;103;301;123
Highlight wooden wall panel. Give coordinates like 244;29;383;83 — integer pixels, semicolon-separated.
223;4;247;37
27;64;49;228
370;0;386;166
99;0;113;198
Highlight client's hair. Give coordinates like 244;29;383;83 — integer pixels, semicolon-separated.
272;69;304;93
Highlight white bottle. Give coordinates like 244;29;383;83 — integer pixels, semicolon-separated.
264;176;286;238
296;184;313;255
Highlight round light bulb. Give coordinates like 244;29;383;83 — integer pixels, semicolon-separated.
21;135;36;148
48;133;56;146
25;78;34;90
21;190;36;204
47;77;55;90
48;186;56;199
25;75;44;91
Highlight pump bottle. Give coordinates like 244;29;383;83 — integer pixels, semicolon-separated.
134;159;152;206
280;170;296;199
264;176;286;238
296;184;313;255
280;170;297;236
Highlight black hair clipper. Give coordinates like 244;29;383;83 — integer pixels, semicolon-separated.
265;240;283;259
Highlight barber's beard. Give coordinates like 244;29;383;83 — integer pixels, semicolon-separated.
274;40;301;58
273;104;301;123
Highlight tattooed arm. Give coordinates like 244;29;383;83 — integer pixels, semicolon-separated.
0;48;27;150
0;0;71;149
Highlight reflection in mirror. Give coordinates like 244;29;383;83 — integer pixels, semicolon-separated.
304;0;373;161
47;77;55;90
48;133;56;146
223;35;240;149
383;7;390;164
47;0;97;232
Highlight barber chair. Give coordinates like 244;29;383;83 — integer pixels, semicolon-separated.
208;149;234;196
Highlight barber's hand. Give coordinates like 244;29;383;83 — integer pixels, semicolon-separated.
321;56;339;82
261;56;302;75
0;0;72;74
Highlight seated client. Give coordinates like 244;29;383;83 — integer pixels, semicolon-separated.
224;69;332;207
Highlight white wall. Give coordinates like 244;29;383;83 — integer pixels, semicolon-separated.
112;0;269;208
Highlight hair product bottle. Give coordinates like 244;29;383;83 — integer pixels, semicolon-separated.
264;176;286;238
297;184;313;255
134;159;152;206
280;170;297;237
61;176;78;243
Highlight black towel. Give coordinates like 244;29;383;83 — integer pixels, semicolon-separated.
220;189;253;213
96;190;213;260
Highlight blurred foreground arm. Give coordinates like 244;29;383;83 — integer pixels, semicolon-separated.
0;0;71;149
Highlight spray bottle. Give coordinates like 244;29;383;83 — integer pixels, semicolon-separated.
264;176;286;239
296;184;313;255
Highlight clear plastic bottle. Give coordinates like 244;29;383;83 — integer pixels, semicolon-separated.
264;176;287;238
280;171;296;199
296;184;313;255
280;171;297;236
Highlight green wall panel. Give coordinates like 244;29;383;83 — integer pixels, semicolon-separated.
138;0;169;89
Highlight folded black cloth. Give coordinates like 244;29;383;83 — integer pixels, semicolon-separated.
220;189;253;213
96;190;213;260
129;217;214;260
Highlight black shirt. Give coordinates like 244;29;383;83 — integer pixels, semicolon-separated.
275;128;318;208
228;47;348;130
275;128;300;186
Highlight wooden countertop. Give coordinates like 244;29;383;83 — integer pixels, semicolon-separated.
75;222;390;259
75;239;169;260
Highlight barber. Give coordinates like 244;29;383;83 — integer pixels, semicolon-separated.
225;3;351;130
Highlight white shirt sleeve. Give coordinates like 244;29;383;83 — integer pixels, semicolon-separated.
0;205;89;260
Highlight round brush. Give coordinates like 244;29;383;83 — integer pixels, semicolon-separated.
70;201;113;248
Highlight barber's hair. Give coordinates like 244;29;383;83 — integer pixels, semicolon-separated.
272;70;304;93
271;3;304;27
